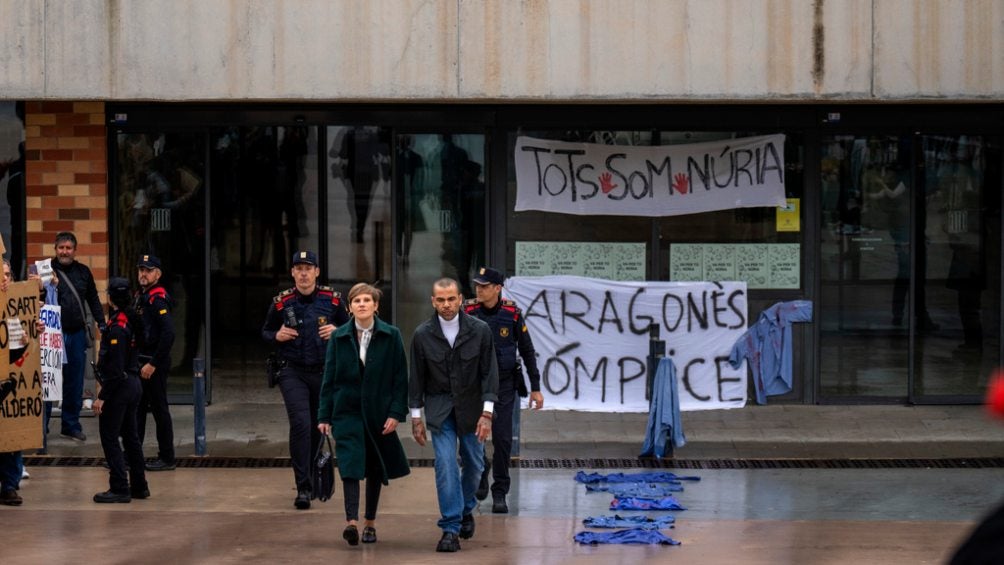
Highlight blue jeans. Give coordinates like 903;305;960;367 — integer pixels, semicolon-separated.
58;329;87;435
431;410;484;534
0;451;21;492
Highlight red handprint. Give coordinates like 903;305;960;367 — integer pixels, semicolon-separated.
672;173;689;194
599;172;618;194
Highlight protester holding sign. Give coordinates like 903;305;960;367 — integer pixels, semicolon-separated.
51;231;105;443
92;277;149;503
465;266;543;514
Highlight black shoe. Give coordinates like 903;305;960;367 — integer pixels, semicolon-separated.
131;488;151;500
61;430;86;442
343;525;359;546
93;490;131;503
361;526;377;544
435;531;460;552
492;496;508;514
0;489;22;506
459;513;475;539
295;490;311;510
475;463;491;501
145;459;176;472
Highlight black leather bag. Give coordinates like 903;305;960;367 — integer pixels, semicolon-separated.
312;435;336;502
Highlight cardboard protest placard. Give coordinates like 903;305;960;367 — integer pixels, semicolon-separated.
0;281;44;452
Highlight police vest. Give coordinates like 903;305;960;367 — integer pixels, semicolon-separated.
464;298;520;372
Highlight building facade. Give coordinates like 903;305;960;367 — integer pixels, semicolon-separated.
1;1;1002;405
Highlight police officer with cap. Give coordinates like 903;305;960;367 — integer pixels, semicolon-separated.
262;250;349;509
463;266;543;513
92;276;149;503
135;254;177;472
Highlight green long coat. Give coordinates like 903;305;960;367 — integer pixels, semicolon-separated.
318;318;411;482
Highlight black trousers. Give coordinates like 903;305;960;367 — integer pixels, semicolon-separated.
490;374;517;498
98;377;148;495
278;367;322;492
137;365;175;464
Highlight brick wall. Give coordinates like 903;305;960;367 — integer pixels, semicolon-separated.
23;101;108;293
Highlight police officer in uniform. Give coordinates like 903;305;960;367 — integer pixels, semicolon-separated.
262;250;349;509
464;267;543;514
92;277;149;503
134;255;177;472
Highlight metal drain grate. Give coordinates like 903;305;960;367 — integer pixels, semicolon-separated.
22;456;1004;469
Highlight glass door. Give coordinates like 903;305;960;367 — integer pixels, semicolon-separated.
208;126;321;400
820;133;1000;401
914;134;1001;398
113;130;207;401
394;133;487;343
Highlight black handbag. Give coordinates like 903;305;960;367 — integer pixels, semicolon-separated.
313;435;336;502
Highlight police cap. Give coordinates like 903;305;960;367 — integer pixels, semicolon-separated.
473;267;505;286
136;254;161;269
292;250;318;267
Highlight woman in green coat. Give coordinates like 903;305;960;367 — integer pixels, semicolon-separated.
318;283;410;546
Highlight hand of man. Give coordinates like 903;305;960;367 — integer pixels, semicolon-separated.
92;398;104;416
411;418;427;446
317;423;331;436
476;414;492;442
382;418;399;435
140;363;155;380
529;391;544;410
318;324;336;340
275;326;299;342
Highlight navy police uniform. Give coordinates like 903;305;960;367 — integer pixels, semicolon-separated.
95;278;149;502
134;255;176;468
261;253;349;499
464;269;541;503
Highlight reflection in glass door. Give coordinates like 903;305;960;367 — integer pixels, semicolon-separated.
820;134;1000;400
394;133;486;343
113;131;207;400
916;135;1000;397
209;126;319;397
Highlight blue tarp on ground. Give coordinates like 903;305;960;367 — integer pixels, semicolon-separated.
582;514;676;529
574;529;680;545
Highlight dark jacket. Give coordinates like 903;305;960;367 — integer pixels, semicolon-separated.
136;284;175;369
318;317;410;483
464;298;542;395
53;260;105;334
96;309;140;401
262;285;350;368
409;311;498;435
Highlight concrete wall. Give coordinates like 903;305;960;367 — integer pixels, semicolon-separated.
0;0;1001;101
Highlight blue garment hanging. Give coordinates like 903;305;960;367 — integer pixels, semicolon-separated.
575;471;701;484
728;300;813;405
640;357;685;457
586;483;683;496
582;514;676;529
574;529;680;545
610;496;686;511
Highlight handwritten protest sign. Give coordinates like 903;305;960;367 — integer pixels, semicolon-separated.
40;305;62;402
504;276;748;412
515;134;786;217
0;281;44;452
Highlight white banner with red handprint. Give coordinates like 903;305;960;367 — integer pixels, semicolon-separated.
514;134;786;216
504;275;749;412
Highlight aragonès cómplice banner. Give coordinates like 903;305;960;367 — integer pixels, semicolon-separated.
503;276;749;412
514;134;786;217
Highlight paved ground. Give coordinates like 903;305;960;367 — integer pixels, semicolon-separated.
7;465;1002;563
38;402;1004;460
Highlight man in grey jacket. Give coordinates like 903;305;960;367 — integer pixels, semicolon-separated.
410;277;498;553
